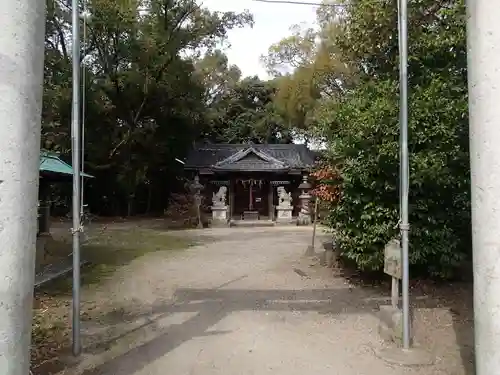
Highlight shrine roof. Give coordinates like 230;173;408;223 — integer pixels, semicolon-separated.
40;151;93;178
183;143;318;172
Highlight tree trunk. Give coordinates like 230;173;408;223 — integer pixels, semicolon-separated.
146;184;152;214
127;196;133;217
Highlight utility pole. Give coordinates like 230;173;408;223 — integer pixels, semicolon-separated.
0;0;46;374
71;0;82;356
377;0;432;365
466;1;500;374
397;0;411;350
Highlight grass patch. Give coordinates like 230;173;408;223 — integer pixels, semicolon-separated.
40;228;194;294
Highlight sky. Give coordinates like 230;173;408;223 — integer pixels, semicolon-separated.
202;0;319;79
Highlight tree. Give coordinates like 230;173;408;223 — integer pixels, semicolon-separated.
263;25;317;76
42;0;73;153
42;0;253;215
310;164;341;203
194;49;242;106
261;16;352;144
318;0;469;278
204;76;293;144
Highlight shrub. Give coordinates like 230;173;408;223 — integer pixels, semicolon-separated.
321;78;470;279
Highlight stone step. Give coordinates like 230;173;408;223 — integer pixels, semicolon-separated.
230;220;276;228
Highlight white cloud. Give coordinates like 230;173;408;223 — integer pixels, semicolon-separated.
202;0;318;79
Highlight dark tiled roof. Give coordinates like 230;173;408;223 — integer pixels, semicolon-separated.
184;143;316;172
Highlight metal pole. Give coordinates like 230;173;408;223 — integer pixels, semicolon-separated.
0;0;46;373
466;1;500;373
80;2;88;216
311;198;318;248
304;197;318;256
71;0;82;357
398;0;411;349
306;197;319;256
397;0;402;219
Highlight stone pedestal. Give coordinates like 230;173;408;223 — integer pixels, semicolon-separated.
276;185;293;224
190;176;204;229
212;205;228;226
194;196;203;229
276;206;293;223
297;192;312;225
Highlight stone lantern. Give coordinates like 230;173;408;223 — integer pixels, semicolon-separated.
297;175;312;225
189;175;204;229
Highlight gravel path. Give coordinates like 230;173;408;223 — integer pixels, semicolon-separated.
57;225;470;375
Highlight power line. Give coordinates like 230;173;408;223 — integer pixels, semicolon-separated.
252;0;392;7
253;0;347;6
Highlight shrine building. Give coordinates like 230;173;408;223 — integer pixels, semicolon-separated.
184;143;318;225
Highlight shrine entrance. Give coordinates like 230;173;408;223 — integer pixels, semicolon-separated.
233;178;270;220
184;143;318;225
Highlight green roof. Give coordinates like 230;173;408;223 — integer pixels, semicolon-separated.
40;151;93;178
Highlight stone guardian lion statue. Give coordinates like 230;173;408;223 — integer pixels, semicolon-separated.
212;186;227;207
277;186;292;208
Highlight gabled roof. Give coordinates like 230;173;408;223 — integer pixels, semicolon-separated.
40;151;93;178
184;143;317;172
214;146;288;171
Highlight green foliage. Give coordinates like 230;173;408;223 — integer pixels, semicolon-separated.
42;0;254;215
317;0;470;278
204;76;293;144
261;5;356;144
41;0;472;283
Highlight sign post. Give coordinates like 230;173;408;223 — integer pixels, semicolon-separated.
377;239;433;365
384;239;401;308
305;197;319;256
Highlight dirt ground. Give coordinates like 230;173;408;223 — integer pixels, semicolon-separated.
40;222;473;375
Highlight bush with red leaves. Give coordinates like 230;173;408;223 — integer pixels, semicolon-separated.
310;165;341;203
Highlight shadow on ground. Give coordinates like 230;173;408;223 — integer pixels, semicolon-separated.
330;264;475;375
70;281;474;375
435;284;474;375
404;282;475;375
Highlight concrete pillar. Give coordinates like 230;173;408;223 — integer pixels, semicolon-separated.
0;0;46;374
466;1;500;373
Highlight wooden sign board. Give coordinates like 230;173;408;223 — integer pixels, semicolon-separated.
199;169;214;175
384;239;402;279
